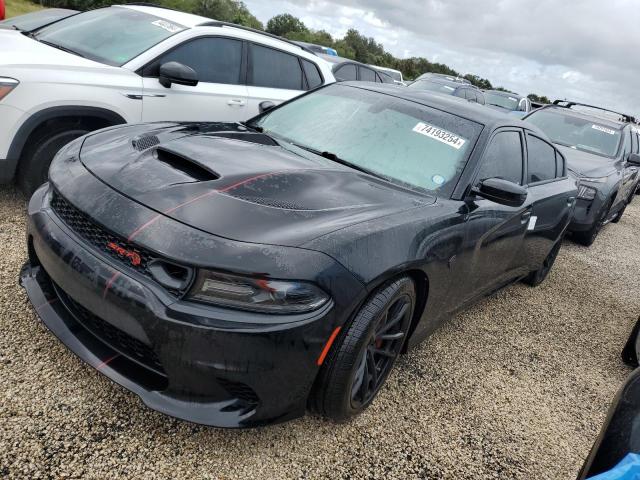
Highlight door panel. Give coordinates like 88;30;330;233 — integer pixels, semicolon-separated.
141;78;249;122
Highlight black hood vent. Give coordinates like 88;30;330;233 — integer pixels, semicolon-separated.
155;148;220;182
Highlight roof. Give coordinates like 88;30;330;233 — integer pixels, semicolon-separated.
119;4;212;28
485;90;524;99
533;105;627;130
341;82;535;130
318;53;353;65
410;77;477;90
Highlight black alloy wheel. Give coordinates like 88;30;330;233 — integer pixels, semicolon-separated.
310;277;415;421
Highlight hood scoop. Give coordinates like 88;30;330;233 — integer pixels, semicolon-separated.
132;135;160;151
154;147;220;182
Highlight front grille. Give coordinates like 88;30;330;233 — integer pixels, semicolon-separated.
55;284;165;376
50;191;155;278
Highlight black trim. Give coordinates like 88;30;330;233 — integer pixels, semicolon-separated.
4;106;126;182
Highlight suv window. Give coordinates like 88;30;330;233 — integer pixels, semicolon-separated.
526;134;557;183
249;44;303;90
475;91;485;105
622;128;633;159
335;64;357;81
632;131;639;154
359;67;376;82
144;37;242;84
477;131;524;185
302;59;322;89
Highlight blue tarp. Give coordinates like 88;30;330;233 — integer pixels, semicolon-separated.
589;453;640;480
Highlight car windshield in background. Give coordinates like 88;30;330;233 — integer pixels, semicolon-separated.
0;9;78;31
33;7;185;66
407;79;457;95
254;84;482;194
526;109;622;158
485;92;520;111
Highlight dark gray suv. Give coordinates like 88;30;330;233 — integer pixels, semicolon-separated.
525;101;640;246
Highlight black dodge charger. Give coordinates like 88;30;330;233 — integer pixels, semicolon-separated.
21;83;578;427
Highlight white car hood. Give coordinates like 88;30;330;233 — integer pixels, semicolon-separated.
0;29;110;70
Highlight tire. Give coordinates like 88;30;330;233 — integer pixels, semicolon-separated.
310;277;415;421
572;197;614;247
612;189;635;223
523;237;563;287
17;127;89;197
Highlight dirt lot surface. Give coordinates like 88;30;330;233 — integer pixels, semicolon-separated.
1;185;638;479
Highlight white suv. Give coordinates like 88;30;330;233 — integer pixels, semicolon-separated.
0;4;335;193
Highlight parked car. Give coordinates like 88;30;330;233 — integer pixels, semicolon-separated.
21;82;577;427
484;90;532;117
371;65;405;85
524;101;640;246
413;72;471;85
0;0;4;22
318;53;395;83
292;40;338;56
408;77;485;104
0;8;78;31
577;316;640;479
0;4;334;195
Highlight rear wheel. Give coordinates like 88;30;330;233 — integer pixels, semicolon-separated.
17;127;89;197
310;277;415;421
523;237;563;287
572;197;613;247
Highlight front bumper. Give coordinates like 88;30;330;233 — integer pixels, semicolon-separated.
21;186;358;428
0;103;25;182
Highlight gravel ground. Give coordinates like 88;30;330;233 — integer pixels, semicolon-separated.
1;185;638;479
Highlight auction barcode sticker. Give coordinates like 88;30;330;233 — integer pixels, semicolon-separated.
412;122;467;150
592;124;616;135
151;20;183;33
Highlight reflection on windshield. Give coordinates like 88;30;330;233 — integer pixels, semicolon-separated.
484;92;519;111
526;109;622;158
255;84;482;194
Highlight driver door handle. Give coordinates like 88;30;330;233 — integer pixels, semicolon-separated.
227;99;246;107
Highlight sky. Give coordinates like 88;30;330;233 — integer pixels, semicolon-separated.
244;0;640;115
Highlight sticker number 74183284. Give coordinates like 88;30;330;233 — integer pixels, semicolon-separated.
412;122;467;150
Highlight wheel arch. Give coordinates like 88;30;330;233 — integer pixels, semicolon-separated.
6;106;127;179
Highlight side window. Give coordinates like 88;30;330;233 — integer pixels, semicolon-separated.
453;88;466;99
334;64;357;81
635;133;640;154
144;37;242;85
475;91;485;105
477;131;524;185
359;66;376;82
301;59;322;89
249;43;303;90
621;129;632;159
555;152;565;177
632;131;638;154
526;134;557;183
465;90;478;103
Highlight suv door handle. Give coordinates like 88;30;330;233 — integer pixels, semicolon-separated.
227;99;246;106
567;196;576;207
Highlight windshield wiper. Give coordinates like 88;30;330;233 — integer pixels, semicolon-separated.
38;40;86;58
291;143;386;180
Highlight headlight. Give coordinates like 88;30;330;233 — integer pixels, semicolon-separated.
577;184;597;200
0;78;19;101
188;270;330;313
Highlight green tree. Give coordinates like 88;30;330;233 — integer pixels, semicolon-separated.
266;13;307;36
528;93;551;104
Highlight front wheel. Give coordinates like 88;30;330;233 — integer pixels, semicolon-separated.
310;277;415;421
572;197;613;247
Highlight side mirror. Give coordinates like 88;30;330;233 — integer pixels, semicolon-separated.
472;177;527;207
259;101;276;114
158;62;198;88
628;153;640;166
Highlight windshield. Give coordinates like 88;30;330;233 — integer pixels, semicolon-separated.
0;9;77;31
34;7;185;66
526;109;622;158
408;79;456;95
254;84;482;194
484;92;520;111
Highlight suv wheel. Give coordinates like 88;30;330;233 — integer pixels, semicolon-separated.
572;197;613;247
310;277;415;421
17;127;89;196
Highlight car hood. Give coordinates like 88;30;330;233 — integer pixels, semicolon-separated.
0;29;110;70
74;123;433;247
556;144;618;178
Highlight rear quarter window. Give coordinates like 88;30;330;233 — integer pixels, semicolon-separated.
249;44;303;90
